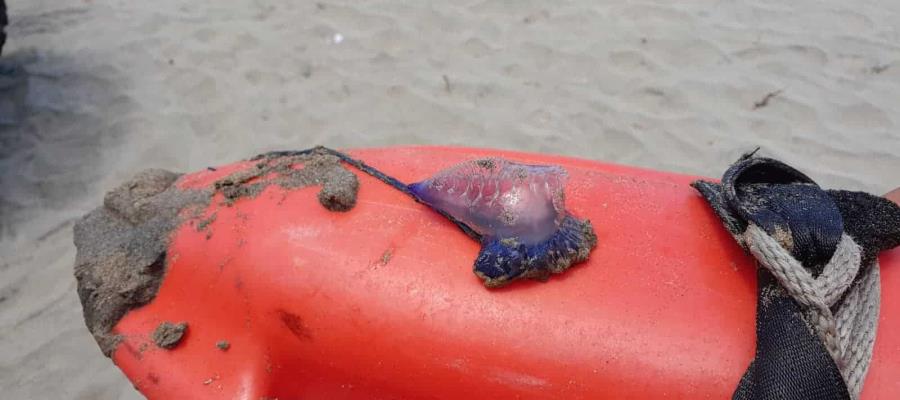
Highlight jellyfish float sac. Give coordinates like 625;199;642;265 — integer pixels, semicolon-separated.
409;158;598;288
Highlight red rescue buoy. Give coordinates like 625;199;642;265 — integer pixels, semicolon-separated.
79;147;899;399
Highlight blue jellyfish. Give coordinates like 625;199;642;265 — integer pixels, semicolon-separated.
408;158;597;287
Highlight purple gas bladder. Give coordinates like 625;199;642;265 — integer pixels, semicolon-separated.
410;159;565;243
409;158;597;287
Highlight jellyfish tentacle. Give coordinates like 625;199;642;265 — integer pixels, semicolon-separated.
256;146;483;241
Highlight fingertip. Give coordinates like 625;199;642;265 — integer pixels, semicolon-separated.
886;187;900;206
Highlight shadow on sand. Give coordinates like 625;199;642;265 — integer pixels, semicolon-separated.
0;49;131;240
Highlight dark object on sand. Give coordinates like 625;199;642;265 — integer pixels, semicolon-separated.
1;0;7;56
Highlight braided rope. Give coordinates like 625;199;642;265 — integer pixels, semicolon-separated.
743;224;878;399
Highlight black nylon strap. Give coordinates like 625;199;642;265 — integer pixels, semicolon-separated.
694;154;850;400
694;154;900;399
732;271;849;399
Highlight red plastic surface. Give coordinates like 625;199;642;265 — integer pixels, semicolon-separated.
111;147;900;399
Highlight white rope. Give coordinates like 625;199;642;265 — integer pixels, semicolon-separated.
744;224;878;399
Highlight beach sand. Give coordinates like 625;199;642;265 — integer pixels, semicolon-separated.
1;1;898;398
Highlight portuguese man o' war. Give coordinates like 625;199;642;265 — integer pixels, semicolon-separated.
408;158;597;287
259;147;598;288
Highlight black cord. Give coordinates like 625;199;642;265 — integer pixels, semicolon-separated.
257;146;483;242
